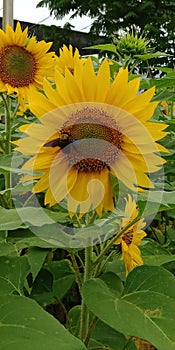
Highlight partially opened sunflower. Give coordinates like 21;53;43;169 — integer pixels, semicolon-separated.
0;22;54;105
15;57;168;217
55;44;86;75
114;194;146;275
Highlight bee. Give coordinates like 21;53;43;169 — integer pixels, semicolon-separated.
44;132;79;154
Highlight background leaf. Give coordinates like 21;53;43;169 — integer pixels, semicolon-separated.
45;259;76;300
26;247;49;281
0;255;30;295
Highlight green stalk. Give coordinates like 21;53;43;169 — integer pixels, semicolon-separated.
2;94;12;204
1;94;13;241
0;193;9;208
79;211;98;341
2;94;12;156
79;244;93;342
67;247;82;291
84;316;98;347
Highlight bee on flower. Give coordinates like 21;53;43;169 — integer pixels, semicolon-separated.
15;53;168;217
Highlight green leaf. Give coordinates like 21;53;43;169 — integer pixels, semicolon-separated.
45;259;76;300
26;247;49;281
82;266;175;350
31;268;54;306
109;172;119;196
141;239;169;256
100;272;123;297
89;320;137;350
152;90;175;102
141;240;175;266
67;306;136;350
0;154;39;175
67;306;81;337
0;207;68;231
0;295;86;350
137;190;175;217
0;182;34;195
104;256;127;282
31;260;75;306
0;207;25;230
84;43;118;54
134;51;171;60
0;255;30;295
0;242;18;257
31;223;71;248
8;228;59;249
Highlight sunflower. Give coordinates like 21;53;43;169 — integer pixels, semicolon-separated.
0;22;54;104
114;194;146;275
55;44;86;75
15;58;168;217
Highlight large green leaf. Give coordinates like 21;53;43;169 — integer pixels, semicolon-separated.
0;206;68;231
68;306;136;350
0;295;86;350
82;266;175;350
100;272;123;297
0;255;30;295
8;228;58;249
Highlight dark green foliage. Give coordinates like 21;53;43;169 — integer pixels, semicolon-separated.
37;0;175;66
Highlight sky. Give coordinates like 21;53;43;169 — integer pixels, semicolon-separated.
0;0;93;32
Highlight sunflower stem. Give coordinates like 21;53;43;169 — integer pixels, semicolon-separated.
79;244;93;342
2;94;12;206
2;94;12;156
84;315;98;347
67;248;82;291
0;193;10;209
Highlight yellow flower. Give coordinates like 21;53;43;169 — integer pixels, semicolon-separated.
161;100;175;116
161;101;169;115
0;22;55;103
55;44;86;75
114;194;146;275
15;58;167;217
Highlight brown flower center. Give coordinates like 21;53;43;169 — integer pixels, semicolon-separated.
67;67;74;74
0;45;37;87
122;228;134;246
60;107;123;172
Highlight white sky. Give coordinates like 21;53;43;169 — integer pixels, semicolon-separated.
0;0;93;32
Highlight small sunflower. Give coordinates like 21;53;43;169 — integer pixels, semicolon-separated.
114;194;146;275
55;44;86;75
15;58;167;217
0;22;54;103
